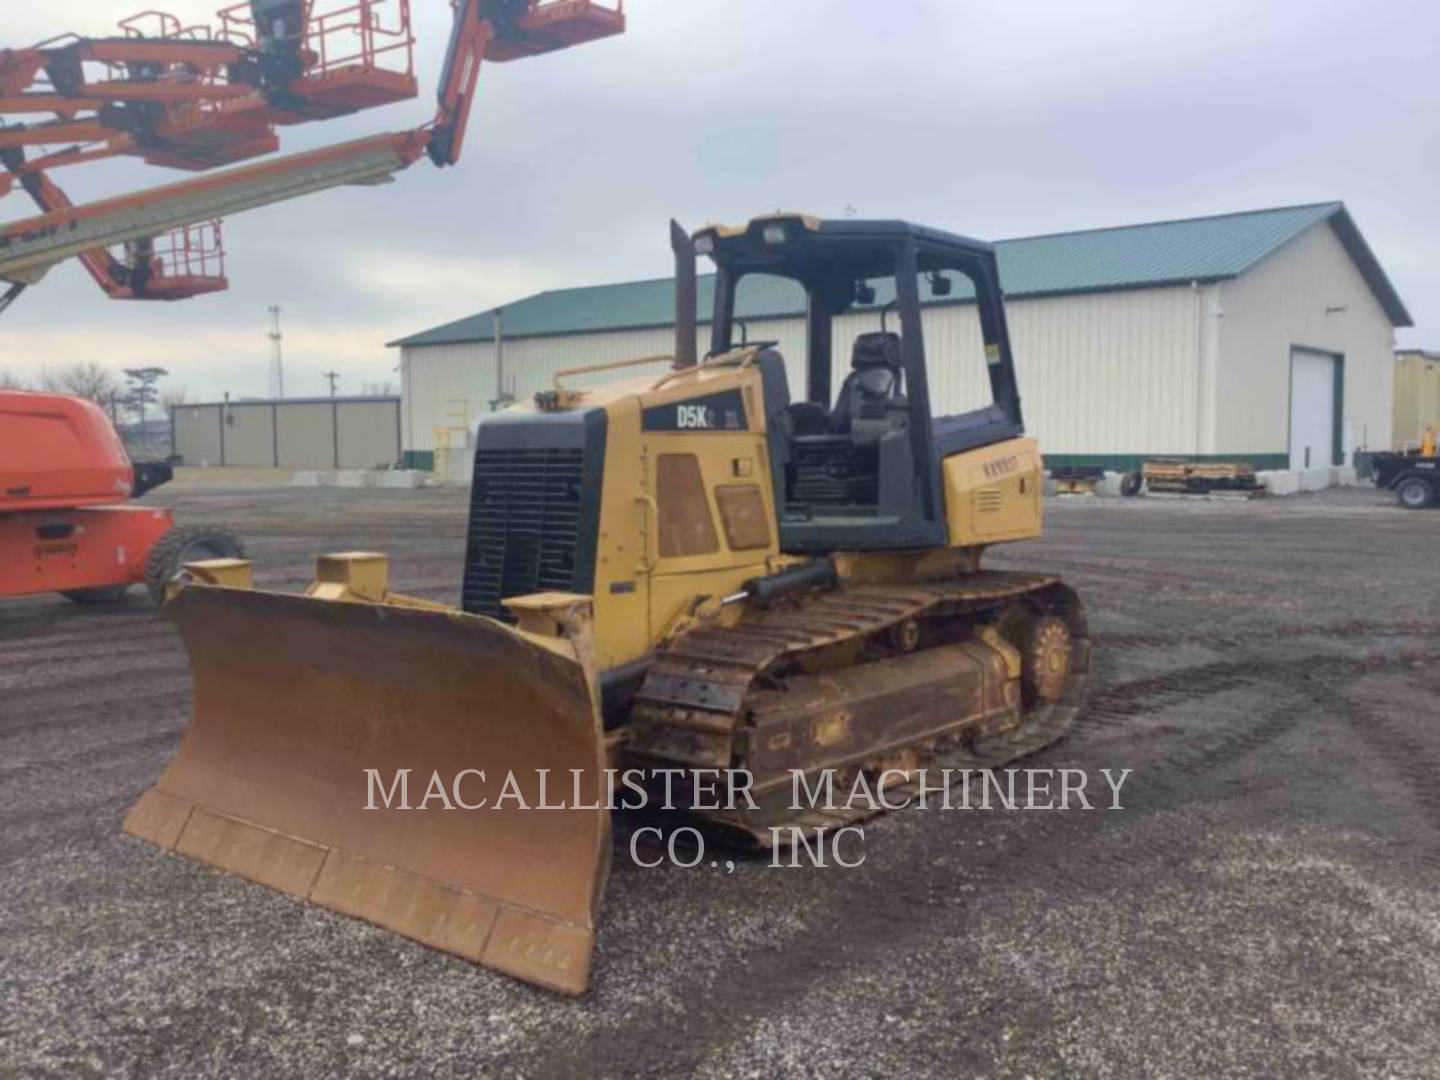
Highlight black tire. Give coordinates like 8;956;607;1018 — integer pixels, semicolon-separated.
1395;477;1435;510
1119;471;1145;498
62;586;132;605
144;525;246;604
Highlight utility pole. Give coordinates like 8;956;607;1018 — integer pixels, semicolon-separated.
268;305;285;399
324;370;340;397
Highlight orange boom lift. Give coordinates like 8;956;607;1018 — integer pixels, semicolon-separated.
0;390;244;603
0;0;625;311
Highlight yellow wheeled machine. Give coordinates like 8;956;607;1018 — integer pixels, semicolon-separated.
127;215;1090;994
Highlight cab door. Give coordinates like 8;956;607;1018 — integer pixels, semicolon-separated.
638;379;780;641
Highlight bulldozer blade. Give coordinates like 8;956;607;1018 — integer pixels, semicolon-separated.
124;586;610;995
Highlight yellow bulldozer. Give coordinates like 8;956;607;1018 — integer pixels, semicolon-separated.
125;214;1091;994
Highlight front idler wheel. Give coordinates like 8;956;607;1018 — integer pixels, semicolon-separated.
996;605;1073;707
1022;615;1073;705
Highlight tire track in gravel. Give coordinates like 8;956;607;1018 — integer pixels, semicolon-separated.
6;484;1437;1078
1096;620;1440;654
528;656;1378;1075
0;727;183;784
1335;674;1440;866
1081;650;1440;729
0;611;168;647
533;732;1209;1077
1;666;191;722
0;686;185;743
0;799;138;870
1073;650;1440;818
0;641;184;691
0;788;142;833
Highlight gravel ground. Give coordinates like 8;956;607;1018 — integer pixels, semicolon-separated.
2;483;1439;1079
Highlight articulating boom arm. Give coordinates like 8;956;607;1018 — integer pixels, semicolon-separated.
429;0;497;167
0;0;625;309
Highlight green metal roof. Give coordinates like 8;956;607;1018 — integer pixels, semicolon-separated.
390;202;1410;348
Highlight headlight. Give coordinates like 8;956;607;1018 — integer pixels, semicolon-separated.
762;223;787;245
694;234;715;256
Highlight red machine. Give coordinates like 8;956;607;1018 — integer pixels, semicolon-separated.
0;390;242;603
0;1;626;311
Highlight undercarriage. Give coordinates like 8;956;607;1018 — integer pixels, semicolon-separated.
629;572;1090;841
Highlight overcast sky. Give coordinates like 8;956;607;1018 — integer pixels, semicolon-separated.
2;0;1436;400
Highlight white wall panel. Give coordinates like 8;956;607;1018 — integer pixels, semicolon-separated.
275;403;336;469
401;289;1200;462
399;223;1398;467
336;399;402;468
222;403;275;468
833;289;1200;457
175;405;222;466
1216;222;1395;457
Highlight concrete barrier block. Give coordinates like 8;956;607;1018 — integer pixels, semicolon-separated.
1299;467;1331;492
374;470;424;489
1259;470;1301;496
334;470;373;488
1096;471;1125;497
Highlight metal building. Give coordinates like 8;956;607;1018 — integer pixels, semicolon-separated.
391;203;1410;474
172;396;402;469
1393;350;1440;449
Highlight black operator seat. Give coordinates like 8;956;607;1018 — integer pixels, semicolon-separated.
831;331;905;443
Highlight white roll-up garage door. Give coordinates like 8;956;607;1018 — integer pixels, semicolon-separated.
1289;348;1338;470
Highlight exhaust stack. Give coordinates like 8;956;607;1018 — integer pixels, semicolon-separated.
670;219;697;369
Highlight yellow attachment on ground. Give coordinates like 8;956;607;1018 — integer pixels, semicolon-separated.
298;551;451;611
306;551;391;602
124;581;610;995
170;558;254;598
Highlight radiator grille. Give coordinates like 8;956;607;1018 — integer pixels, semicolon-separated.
463;447;588;622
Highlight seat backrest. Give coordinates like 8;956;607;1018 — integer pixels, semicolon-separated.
851;331;902;371
755;348;791;426
755;349;796;514
833;332;902;433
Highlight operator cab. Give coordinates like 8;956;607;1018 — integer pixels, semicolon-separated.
690;215;1024;552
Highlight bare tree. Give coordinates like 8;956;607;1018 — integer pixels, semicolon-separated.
40;361;120;403
361;380;397;397
161;387;188;411
0;370;29;390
